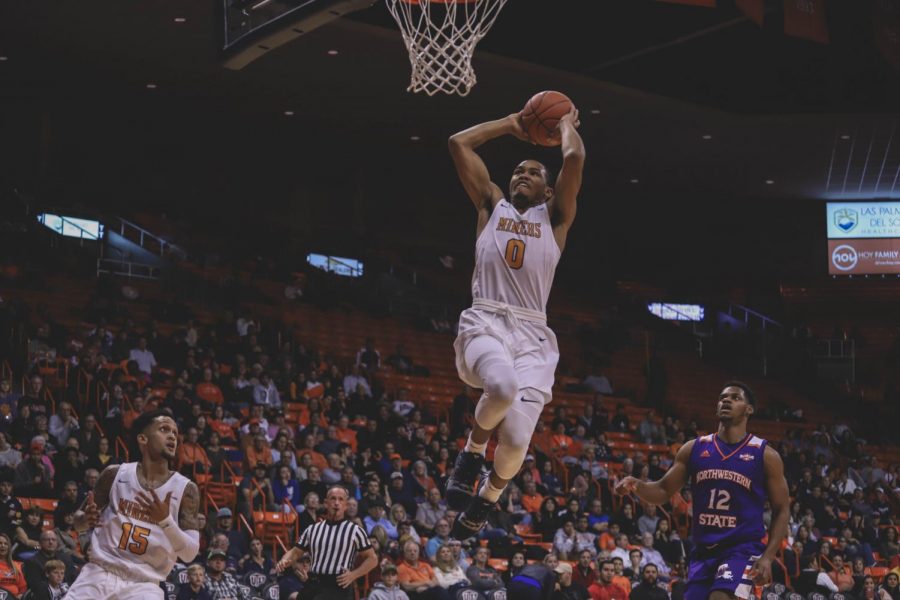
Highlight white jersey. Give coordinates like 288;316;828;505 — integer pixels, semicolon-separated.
472;199;561;313
89;462;190;583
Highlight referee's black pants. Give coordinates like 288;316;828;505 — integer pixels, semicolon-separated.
300;576;355;600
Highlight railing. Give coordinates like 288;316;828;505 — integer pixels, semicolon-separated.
1;360;12;383
109;216;186;260
724;304;783;333
115;436;130;461
96;257;161;280
813;338;856;383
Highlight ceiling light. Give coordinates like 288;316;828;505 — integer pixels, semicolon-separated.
590;109;601;115
174;17;186;23
840;134;851;140
410;135;421;141
0;56;7;62
630;178;639;184
145;83;157;89
701;134;712;140
284;110;294;116
765;179;775;185
327;50;339;56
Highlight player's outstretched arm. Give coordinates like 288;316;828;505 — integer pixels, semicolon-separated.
73;464;119;532
750;446;791;584
614;440;694;506
448;116;525;212
549;107;585;241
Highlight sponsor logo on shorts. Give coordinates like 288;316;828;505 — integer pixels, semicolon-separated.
716;564;733;580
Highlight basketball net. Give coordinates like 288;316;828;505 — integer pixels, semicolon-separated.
386;0;508;97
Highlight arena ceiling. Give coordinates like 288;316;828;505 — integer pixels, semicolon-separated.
1;0;899;275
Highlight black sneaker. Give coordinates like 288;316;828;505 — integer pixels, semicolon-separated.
444;451;485;511
451;494;494;540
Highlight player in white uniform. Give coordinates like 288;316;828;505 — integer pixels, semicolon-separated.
68;410;201;600
445;105;585;539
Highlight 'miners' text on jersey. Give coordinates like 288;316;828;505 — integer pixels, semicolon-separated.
472;200;561;312
688;434;767;547
90;463;190;582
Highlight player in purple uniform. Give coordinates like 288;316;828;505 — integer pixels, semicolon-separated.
614;382;790;600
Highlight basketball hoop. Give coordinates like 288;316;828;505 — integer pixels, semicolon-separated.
386;0;508;96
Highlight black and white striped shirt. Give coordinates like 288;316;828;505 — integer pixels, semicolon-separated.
296;518;371;575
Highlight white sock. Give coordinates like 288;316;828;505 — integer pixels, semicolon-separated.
478;480;505;503
464;436;487;455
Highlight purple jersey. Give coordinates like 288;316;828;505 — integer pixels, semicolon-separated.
688;433;768;547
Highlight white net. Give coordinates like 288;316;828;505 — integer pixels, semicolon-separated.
386;0;508;97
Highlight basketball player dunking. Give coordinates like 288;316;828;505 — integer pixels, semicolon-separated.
615;382;791;600
445;106;585;539
68;410;201;600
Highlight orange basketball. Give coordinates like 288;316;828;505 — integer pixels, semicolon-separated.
520;90;575;147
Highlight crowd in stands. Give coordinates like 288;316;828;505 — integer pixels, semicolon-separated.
0;293;897;600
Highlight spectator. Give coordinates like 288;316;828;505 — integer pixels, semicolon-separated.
652;518;685;566
554;520;579;560
466;547;505;598
448;540;470;571
638;533;669;578
829;554;854;592
609;534;632;564
365;500;399;541
278;554;311;600
343;365;371;398
628;565;667;600
583;370;613;395
610;558;632;596
502;550;526;586
298;492;320;533
615;504;638;538
555;562;590;600
432;543;471;591
637;505;660;537
213;508;249;562
795;554;839;596
860;575;890;600
390;504;420;543
387;471;418;516
245;434;274;471
48;401;79;448
369;563;411;600
881;573;899;600
196;368;225;406
177;563;212;600
637;412;664;447
178;427;212;475
589;559;628;600
14;441;52;497
19;375;51;421
253;373;282;408
0;434;21;471
356;338;381;372
75;414;102;458
30;558;68;600
425;519;452;560
880;526;900;561
204;549;250;600
572;550;598;589
0;379;20;423
535;497;562;542
239;538;274;575
0;479;22;537
610;405;629;434
129;337;157;377
415;487;448;535
273;465;302;510
0;533;25;597
54;481;81;525
23;530;76;589
298;465;328;502
239;462;277;513
586;499;610;536
397;540;452;600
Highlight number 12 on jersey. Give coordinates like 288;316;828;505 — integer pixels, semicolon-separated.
707;488;731;511
504;239;526;269
118;522;151;555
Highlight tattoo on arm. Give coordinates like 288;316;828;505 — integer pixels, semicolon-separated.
93;465;119;511
178;482;200;531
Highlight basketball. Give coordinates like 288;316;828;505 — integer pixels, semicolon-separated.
520;90;575;147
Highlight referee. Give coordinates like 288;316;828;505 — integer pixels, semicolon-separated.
276;485;378;600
